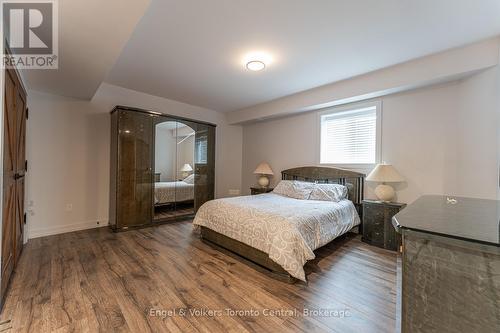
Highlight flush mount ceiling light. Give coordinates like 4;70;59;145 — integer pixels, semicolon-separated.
243;52;273;72
246;60;266;71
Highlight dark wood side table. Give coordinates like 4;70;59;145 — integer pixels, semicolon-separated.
250;187;274;195
362;200;406;251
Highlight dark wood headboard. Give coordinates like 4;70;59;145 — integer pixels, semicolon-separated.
281;166;365;213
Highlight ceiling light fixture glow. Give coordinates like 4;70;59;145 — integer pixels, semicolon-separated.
246;60;266;71
243;51;273;72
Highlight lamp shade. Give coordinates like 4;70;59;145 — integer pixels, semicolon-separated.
253;162;274;175
180;163;193;172
366;164;404;183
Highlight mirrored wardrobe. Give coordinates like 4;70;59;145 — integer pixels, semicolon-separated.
109;106;215;231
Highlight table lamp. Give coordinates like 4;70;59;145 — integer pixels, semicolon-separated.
366;164;404;202
253;162;274;188
180;163;193;178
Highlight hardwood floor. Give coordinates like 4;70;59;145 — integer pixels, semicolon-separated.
0;221;398;333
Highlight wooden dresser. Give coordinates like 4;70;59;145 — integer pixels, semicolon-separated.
392;195;500;332
362;200;406;251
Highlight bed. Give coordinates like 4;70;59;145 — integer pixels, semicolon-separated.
154;180;194;205
193;166;365;282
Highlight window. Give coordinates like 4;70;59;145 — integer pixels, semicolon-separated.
319;103;380;166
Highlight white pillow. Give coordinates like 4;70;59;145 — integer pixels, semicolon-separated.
309;183;348;202
273;180;314;200
183;174;195;184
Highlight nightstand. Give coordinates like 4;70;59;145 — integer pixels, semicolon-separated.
250;187;274;195
362;200;406;251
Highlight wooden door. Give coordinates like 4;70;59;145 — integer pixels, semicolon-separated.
1;69;17;298
1;63;27;302
14;84;26;261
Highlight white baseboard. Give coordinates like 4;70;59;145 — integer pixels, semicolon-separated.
28;220;109;239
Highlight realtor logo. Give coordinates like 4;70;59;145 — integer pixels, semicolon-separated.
1;0;58;69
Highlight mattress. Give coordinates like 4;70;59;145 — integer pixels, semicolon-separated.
155;181;194;204
193;193;360;281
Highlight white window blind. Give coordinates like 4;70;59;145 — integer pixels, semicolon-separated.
320;106;377;164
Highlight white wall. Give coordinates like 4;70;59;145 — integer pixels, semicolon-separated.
444;66;499;199
21;53;500;238
228;37;500;124
242;67;500;204
26;92;110;237
26;83;243;238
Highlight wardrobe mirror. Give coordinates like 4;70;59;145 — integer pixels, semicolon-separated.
153;119;196;221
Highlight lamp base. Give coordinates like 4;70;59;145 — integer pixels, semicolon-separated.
374;184;395;202
258;175;269;188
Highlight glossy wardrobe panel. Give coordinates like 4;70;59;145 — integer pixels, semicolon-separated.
110;106;215;231
110;109;154;229
194;124;215;212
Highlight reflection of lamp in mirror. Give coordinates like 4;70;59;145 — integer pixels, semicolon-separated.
180;163;193;178
253;162;274;188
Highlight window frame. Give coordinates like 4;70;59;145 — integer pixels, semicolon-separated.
317;100;382;170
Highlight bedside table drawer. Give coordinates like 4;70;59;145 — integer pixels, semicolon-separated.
371;231;384;246
363;208;384;226
250;187;274;195
364;205;384;220
362;200;406;251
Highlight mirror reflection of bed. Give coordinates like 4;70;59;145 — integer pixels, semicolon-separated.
154;120;196;221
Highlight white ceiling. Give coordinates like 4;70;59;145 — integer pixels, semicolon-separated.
21;0;150;99
105;0;500;112
21;0;500;111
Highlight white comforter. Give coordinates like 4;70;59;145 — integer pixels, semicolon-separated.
155;181;194;204
193;193;360;281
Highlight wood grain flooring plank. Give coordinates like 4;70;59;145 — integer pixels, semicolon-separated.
0;221;398;333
